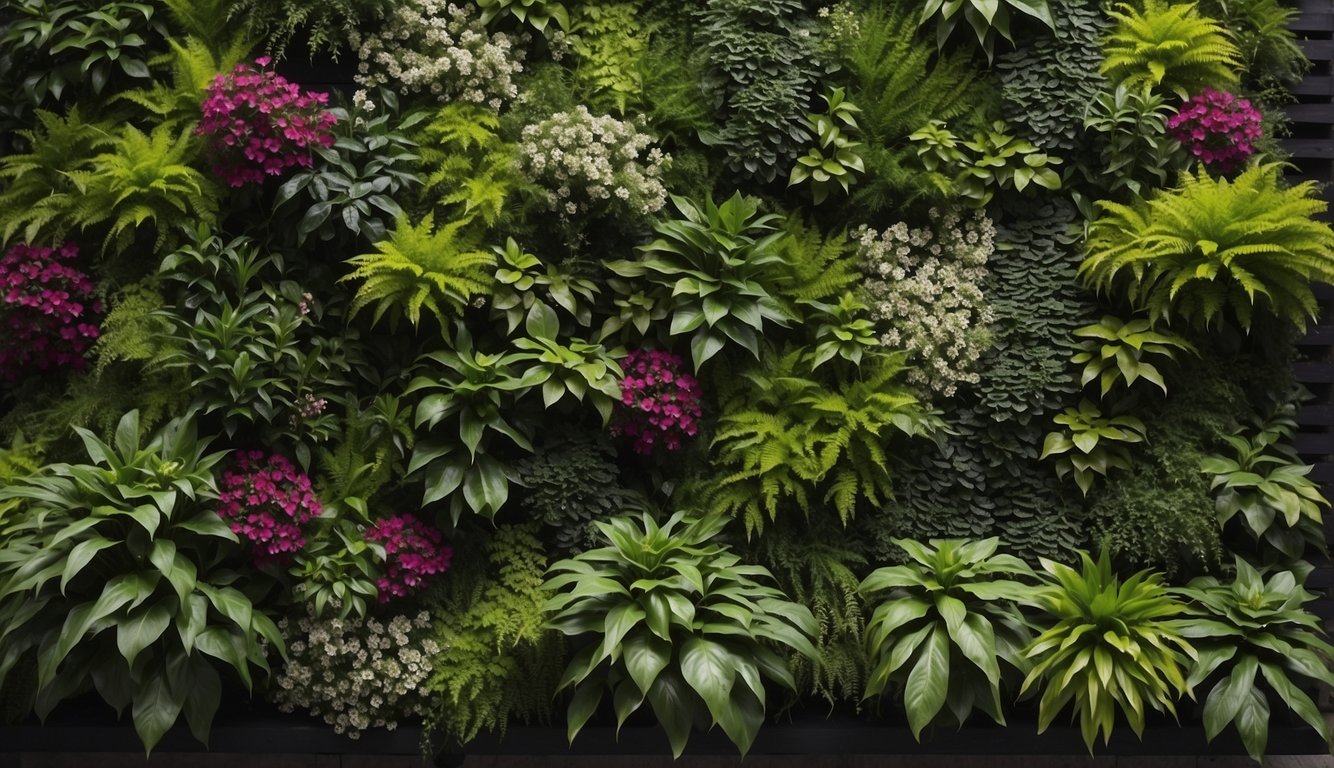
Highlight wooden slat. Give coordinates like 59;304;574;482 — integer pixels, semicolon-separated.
1282;139;1334;159
1285;104;1334;123
1293;361;1334;382
1294;76;1334;96
1294;432;1334;454
1299;40;1334;59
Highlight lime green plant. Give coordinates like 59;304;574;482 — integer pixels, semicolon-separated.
789;88;865;205
1071;315;1195;397
544;511;817;756
860;538;1035;737
1041;400;1147;495
1101;0;1241;97
1079;165;1334;331
1022;550;1194;751
910;119;1061;207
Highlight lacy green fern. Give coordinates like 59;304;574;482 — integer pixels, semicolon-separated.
416;103;531;229
314;394;413;502
570;4;645;115
92;281;174;373
342;213;496;329
0;108;109;247
773;218;861;305
1080;165;1334;331
1101;0;1241;97
117;36;250;129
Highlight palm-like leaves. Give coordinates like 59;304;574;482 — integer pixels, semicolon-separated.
343;213;496;329
1101;0;1241;97
1176;558;1334;761
1080;165;1334;331
860;538;1034;738
544;511;816;757
1022;550;1195;751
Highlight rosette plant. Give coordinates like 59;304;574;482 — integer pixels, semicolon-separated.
544;511;817;757
860;538;1035;738
1021;549;1195;751
0;411;283;752
1176;558;1334;761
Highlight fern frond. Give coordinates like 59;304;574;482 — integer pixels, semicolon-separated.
1102;0;1241;97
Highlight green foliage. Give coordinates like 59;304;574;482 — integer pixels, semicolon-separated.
569;4;644;115
515;434;643;555
771;218;861;305
608;193;792;370
861;538;1035;737
753;524;868;708
424;523;563;746
343;213;496;330
1195;0;1308;100
65;124;219;257
1070;315;1195;397
0;411;283;753
1080;165;1334;332
544;511;818;757
1041;400;1147;495
917;0;1055;62
92;280;173;374
314;394;413;502
274;94;424;248
909;119;1062;207
492;238;599;335
804;294;878;371
510;302;624;423
415;103;531;230
288;500;383;620
1022;550;1194;751
1202;407;1328;561
635;33;714;143
1078;85;1182;204
695;0;825;183
1101;0;1241;98
789;87;864;205
0;432;45;527
477;0;569;34
116;35;251;129
705;349;932;534
226;0;387;59
1176;558;1334;761
0;107;108;247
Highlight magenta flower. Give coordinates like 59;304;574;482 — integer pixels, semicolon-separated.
197;60;337;188
610;349;703;455
0;242;102;379
365;514;452;602
1167;89;1263;174
217;451;323;565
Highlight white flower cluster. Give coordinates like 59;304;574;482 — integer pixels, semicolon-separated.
858;209;996;399
518;105;669;218
349;1;524;110
271;607;440;738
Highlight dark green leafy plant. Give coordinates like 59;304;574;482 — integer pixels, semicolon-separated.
1176;558;1334;761
491;238;599;335
1079;85;1181;204
608;193;792;370
510;303;623;423
288;499;383;620
909;119;1062;207
1101;0;1241;97
804;294;878;370
1080;165;1334;331
314;394;413;503
226;0;386;59
0;411;282;752
1022;550;1194;751
789;88;865;205
544;511;818;756
1195;0;1308;100
860;538;1034;737
477;0;569;33
1070;315;1195;397
917;0;1055;62
1041;400;1147;495
515;435;643;555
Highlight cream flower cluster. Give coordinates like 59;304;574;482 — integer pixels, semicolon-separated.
858;209;996;399
518;105;669;218
349;0;524;110
271;607;439;738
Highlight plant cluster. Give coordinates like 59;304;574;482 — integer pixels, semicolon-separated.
0;242;102;377
610;349;701;454
1166;88;1263;173
365;513;453;601
216;450;323;565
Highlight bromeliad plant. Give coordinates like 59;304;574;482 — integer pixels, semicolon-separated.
860;538;1035;738
544;511;818;757
1080;165;1334;332
1176;558;1334;761
0;411;283;752
1070;315;1195;397
1021;549;1195;751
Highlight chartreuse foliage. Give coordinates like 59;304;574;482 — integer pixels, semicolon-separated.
1177;558;1334;761
415;103;531;230
0;411;282;753
1022;550;1195;751
0;108;108;247
1080;166;1334;332
1101;0;1241;97
117;35;251;129
608;193;792;371
1071;315;1195;397
860;538;1034;738
544;511;817;757
1041;400;1147;495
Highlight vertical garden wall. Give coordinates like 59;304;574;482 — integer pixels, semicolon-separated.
1;0;1334;763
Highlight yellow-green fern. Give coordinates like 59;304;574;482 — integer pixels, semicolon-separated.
343;213;496;328
1080;165;1334;331
1101;0;1241;97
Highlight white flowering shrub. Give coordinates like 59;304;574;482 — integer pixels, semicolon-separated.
349;1;524;110
272;608;439;738
858;209;996;399
518;105;669;218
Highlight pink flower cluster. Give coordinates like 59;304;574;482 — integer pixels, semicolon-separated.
365;514;452;602
0;242;101;379
217;451;322;565
1167;89;1263;173
610;349;702;455
197;58;337;187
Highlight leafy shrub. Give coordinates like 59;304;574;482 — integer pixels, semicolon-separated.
909;119;1063;207
226;0;387;59
515;435;642;555
1079;85;1181;203
1041;399;1147;495
273;609;437;738
197;58;338;188
861;538;1034;736
1080;165;1334;331
0;242;102;378
918;0;1055;62
1022;550;1194;751
477;0;569;34
1195;0;1308;99
1101;0;1241;97
857;209;995;399
1166;88;1263;174
0;411;282;752
287;504;383;619
1070;315;1194;397
490;238;599;334
1177;558;1334;761
788;88;865;205
544;511;817;756
349;0;524;110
